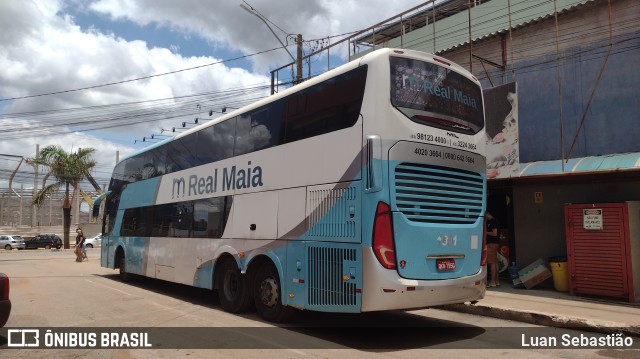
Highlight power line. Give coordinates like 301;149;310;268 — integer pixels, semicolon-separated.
0;46;284;103
0;84;279;140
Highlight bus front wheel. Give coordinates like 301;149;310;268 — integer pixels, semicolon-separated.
118;251;131;282
254;262;292;322
218;258;251;313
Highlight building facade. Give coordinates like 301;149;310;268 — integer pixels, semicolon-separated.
350;0;640;272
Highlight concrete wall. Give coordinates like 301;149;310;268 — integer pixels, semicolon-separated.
513;179;640;267
0;195;65;227
0;194;97;228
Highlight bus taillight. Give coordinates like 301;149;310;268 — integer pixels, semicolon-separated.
373;202;396;269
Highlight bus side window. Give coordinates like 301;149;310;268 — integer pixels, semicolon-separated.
172;203;193;238
192;197;227;239
282;65;366;144
151;204;173;237
199;117;236;164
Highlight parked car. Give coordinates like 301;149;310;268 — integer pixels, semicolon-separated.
0;273;10;327
0;235;26;250
85;234;102;248
25;234;62;250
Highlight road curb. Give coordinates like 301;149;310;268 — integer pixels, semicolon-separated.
438;303;640;338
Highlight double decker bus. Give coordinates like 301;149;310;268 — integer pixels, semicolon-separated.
94;48;487;322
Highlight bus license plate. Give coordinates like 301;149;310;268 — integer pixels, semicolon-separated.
437;259;456;271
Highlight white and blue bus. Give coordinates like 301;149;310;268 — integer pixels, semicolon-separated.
95;48;487;322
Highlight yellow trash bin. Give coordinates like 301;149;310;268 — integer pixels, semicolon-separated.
548;257;569;292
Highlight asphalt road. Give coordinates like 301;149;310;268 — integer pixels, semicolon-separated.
0;248;637;358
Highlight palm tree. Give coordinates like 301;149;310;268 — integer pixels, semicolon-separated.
28;146;97;249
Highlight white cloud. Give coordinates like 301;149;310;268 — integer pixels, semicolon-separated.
0;1;270;176
0;0;424;194
86;0;424;71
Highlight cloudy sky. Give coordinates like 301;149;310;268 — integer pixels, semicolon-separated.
0;0;425;191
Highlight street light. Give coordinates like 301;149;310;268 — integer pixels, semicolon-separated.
240;4;296;63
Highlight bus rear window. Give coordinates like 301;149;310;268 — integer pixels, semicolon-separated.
390;57;483;134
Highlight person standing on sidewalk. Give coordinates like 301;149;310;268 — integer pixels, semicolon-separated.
485;211;500;287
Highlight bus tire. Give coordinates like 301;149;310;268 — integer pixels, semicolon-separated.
218;258;251;313
118;251;131;282
254;262;293;322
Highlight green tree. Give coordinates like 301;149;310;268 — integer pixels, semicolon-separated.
28;146;97;249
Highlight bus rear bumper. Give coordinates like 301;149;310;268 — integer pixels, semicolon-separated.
361;250;486;312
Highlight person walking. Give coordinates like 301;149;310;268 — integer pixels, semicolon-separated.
485;211;500;287
75;230;87;262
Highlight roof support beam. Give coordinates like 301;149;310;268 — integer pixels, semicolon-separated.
472;54;505;70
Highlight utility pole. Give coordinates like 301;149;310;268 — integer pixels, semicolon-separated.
32;144;39;227
296;34;303;84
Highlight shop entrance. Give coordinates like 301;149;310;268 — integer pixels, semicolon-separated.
487;187;515;273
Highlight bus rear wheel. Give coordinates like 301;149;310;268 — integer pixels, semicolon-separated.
254;262;293;322
218;258;251;313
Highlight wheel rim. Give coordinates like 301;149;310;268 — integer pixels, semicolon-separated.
4;245;10;250
259;276;279;308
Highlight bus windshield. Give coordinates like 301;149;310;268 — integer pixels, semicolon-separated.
390;57;484;135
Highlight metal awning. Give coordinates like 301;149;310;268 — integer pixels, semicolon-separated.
518;153;640;177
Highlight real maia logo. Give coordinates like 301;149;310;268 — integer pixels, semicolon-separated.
402;74;478;109
172;161;263;199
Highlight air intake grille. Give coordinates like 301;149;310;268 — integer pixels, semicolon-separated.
308;187;357;238
394;162;484;224
308;247;357;307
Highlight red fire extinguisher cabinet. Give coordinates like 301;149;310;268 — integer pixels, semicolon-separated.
564;202;640;303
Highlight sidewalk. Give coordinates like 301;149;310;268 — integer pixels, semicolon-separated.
441;284;640;337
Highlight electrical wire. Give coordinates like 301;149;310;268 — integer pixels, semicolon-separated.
2;0;636;185
0;46;284;103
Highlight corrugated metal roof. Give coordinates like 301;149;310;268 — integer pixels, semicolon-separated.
518;152;640;177
352;0;597;56
352;0;468;45
438;0;597;53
